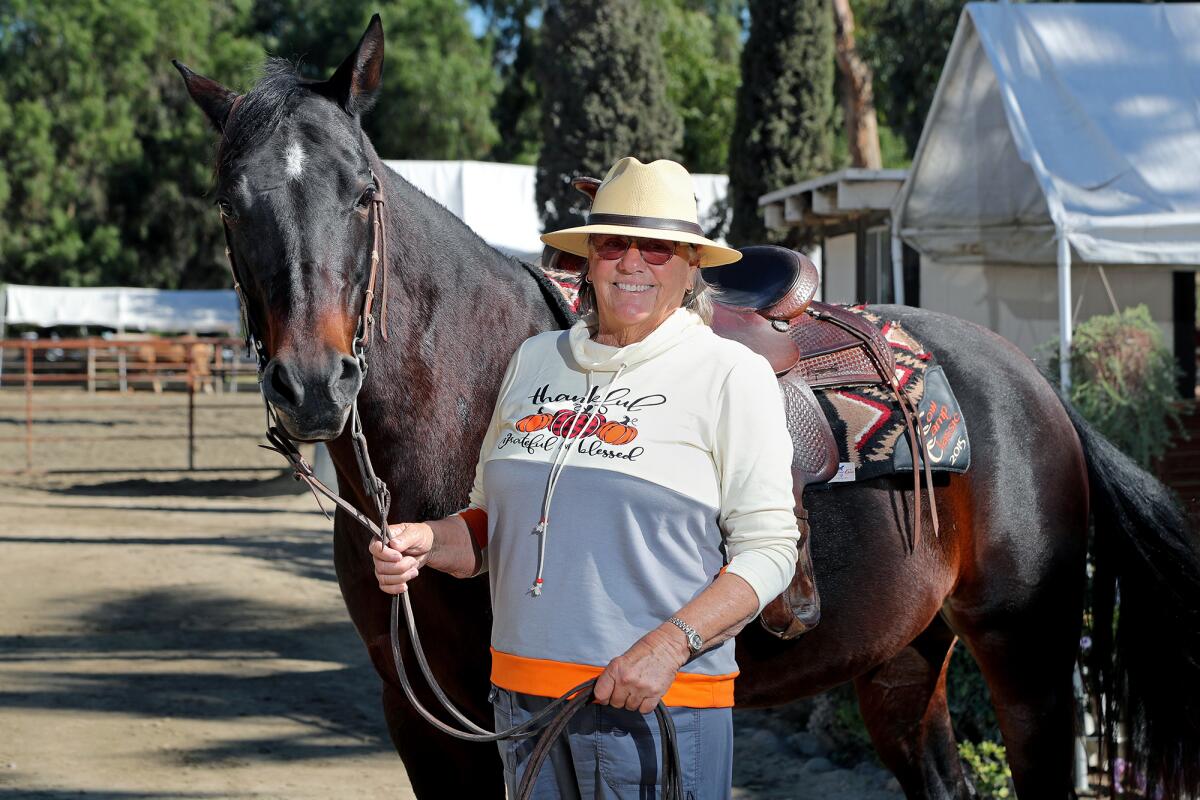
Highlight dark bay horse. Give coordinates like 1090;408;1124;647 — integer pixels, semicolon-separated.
176;16;1200;799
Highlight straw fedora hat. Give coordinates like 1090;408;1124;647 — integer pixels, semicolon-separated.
540;157;742;267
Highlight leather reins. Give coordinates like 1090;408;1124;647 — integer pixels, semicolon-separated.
214;107;683;797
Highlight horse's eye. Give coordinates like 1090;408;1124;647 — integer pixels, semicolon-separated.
217;199;237;221
356;185;376;209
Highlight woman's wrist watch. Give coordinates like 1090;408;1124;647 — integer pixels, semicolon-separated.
667;617;703;655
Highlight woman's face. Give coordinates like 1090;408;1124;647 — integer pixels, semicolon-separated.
588;235;698;343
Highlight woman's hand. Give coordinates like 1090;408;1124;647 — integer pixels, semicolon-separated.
593;626;690;714
369;522;435;594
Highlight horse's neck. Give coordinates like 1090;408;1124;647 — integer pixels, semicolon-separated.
332;176;561;520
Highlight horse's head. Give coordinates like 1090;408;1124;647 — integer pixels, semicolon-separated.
175;16;387;441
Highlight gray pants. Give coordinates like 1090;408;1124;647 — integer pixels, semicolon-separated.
490;685;733;800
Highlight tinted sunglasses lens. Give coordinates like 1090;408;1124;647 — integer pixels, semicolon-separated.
638;239;676;265
594;236;630;260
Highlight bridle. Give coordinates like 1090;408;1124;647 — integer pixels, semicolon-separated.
215;96;683;798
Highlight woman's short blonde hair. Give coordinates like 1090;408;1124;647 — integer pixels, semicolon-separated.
577;239;713;325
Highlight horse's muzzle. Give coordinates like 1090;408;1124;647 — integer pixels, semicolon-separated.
261;353;362;440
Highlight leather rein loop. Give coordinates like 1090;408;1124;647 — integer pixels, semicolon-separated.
215;99;681;798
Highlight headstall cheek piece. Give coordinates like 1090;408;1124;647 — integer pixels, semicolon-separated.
216;99;682;797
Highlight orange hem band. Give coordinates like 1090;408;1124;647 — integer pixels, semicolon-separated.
457;508;488;550
490;648;737;708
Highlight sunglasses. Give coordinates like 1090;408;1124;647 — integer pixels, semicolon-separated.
589;235;684;266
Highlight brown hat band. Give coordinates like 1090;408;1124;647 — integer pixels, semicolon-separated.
586;212;706;237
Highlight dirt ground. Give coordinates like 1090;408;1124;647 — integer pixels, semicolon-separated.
0;390;901;799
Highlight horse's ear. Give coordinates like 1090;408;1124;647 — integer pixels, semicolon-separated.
172;60;238;132
314;14;385;117
572;177;602;201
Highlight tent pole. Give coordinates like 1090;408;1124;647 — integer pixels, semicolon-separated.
1057;234;1072;391
891;231;906;305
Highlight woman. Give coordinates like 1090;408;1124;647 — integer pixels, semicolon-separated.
370;157;800;798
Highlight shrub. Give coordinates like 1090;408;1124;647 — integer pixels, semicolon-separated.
959;739;1015;799
947;646;1001;743
1041;305;1188;468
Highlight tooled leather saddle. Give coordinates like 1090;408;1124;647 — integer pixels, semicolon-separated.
703;246;937;640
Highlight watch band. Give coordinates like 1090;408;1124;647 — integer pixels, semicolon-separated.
667;616;703;654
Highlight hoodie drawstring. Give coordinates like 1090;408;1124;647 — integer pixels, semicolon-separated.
529;362;629;596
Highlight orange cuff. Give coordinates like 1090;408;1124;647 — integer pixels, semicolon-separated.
457;507;488;550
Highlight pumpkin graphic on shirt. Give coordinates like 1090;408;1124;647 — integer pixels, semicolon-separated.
549;408;606;438
515;410;553;432
596;419;638;445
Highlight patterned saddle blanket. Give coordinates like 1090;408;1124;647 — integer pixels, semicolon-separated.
805;307;970;486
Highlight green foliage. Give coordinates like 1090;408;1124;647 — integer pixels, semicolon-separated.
477;0;542;164
535;0;683;231
958;740;1015;799
251;0;499;160
0;0;261;289
947;645;1001;744
1042;305;1187;468
727;0;835;246
856;0;964;158
649;0;744;175
0;0;501;290
830;119;910;172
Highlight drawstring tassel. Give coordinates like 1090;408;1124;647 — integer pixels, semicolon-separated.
526;363;628;600
530;517;548;595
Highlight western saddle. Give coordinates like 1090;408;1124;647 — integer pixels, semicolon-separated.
703;246;937;640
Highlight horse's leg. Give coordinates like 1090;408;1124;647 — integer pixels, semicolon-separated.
333;516;504;798
944;472;1087;799
854;615;970;799
888;305;1089;798
949;611;1081;799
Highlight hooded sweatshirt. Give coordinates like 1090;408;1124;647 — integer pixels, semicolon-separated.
459;308;799;708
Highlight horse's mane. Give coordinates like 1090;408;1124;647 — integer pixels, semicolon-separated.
217;59;307;178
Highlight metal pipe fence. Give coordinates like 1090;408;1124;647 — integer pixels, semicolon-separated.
0;337;279;474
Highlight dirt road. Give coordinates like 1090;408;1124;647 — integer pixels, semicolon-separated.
0;445;900;800
0;470;413;799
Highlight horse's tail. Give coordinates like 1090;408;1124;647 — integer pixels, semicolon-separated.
1062;399;1200;797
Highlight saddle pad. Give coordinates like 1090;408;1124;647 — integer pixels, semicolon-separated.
542;267;582;314
809;308;971;484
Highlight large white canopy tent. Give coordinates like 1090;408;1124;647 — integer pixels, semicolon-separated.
892;2;1200;388
2;284;240;335
386;160;730;263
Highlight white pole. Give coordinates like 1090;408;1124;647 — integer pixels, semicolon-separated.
1057;233;1072;391
890;232;906;305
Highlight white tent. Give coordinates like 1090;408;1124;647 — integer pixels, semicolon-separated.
385;160;730;263
2;284;240;334
892;2;1200;387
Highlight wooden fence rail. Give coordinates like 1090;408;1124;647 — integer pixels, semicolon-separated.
0;337;273;473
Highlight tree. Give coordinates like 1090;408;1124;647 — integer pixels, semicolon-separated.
250;0;500;160
0;0;261;289
535;0;683;231
727;0;835;246
832;0;881;169
650;0;744;175
477;0;541;164
856;0;964;158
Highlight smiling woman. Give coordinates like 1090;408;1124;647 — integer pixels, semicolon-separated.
372;156;803;799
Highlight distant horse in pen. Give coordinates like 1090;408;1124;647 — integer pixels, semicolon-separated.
176;15;1200;799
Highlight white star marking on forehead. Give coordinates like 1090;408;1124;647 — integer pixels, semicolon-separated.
284;140;305;179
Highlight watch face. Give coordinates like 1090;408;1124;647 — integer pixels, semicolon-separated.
687;632;703;651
